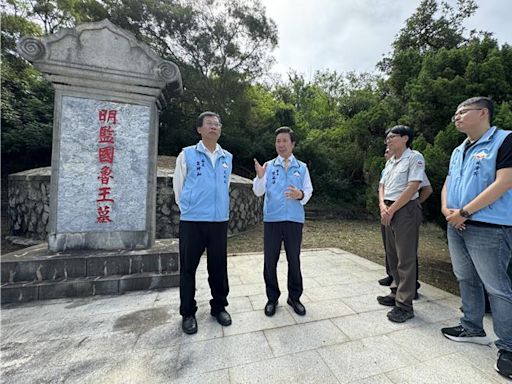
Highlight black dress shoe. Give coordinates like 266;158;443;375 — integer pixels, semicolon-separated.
377;295;396;306
264;301;277;317
212;310;232;326
182;315;197;334
378;275;393;286
287;298;306;316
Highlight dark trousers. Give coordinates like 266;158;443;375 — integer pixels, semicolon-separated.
385;199;422;311
264;221;304;302
179;221;229;317
382;224;420;289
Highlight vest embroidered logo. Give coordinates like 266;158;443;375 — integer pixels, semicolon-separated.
222;162;228;168
474;152;488;159
293;171;301;177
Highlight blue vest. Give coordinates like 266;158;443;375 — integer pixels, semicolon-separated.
447;126;512;225
179;144;232;222
263;157;307;223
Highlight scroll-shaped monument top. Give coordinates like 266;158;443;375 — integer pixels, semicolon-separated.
17;20;182;251
18;19;182;108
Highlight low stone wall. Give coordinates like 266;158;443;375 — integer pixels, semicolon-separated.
8;165;263;241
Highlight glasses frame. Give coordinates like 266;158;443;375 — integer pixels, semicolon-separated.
385;134;401;142
451;108;483;122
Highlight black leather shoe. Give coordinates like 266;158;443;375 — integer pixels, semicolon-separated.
212;310;232;326
264;301;277;317
287;298;306;316
182;315;197;334
378;275;393;286
377;295;396;306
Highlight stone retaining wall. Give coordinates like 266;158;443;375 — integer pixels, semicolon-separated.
8;166;263;241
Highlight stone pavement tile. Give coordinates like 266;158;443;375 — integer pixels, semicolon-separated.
455;349;509;384
305;283;386;302
1;298;78;324
318;335;419;383
329;251;385;272
154;287;180;306
384;353;502;384
176;332;271;377
331;308;426;340
384;322;493;362
350;270;388;283
196;295;254;315
226;295;254;314
228;282;267;298
1;338;71;376
416;284;455;302
341;291;392;314
229;350;339;384
222;308;296;336
312;272;363;287
287;298;356;323
133;309;224;349
264;319;349;356
1;309;125;344
301;265;344;278
349;374;395;384
412;299;462;324
168;369;230;384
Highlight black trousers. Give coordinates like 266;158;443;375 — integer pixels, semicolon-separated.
264;221;304;302
179;221;229;317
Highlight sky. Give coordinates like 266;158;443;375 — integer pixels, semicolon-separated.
259;0;512;79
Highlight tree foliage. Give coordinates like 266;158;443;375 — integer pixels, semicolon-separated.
2;0;512;223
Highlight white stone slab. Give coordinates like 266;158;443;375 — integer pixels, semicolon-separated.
264;320;349;356
176;332;271;376
229;350;339;384
317;335;419;383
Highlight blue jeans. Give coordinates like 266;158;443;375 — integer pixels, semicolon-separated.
447;224;512;351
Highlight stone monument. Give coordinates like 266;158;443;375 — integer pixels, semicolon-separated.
17;19;182;252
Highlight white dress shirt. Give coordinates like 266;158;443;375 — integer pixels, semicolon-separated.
253;154;313;205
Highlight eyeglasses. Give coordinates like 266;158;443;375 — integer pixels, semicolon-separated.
204;122;222;128
385;134;401;142
451;108;483;122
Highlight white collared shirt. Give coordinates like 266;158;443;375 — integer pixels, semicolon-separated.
380;148;425;201
252;154;313;205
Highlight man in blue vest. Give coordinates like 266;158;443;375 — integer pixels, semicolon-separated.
173;111;233;335
440;97;512;379
253;127;313;317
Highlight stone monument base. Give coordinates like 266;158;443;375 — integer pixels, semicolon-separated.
1;239;179;304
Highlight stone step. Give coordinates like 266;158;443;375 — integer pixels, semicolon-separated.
1;239;179;284
0;239;180;304
1;271;179;304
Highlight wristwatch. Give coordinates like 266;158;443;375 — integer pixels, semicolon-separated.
459;208;471;218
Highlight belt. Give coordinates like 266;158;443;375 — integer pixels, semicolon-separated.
466;220;512;229
383;200;394;206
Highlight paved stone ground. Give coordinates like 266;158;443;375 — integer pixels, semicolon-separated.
1;248;508;383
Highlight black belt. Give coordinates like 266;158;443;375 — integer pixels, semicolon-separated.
466;220;512;229
383;200;394;206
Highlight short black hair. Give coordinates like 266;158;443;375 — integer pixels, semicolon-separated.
457;97;493;124
385;125;414;148
275;126;297;143
196;111;221;128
